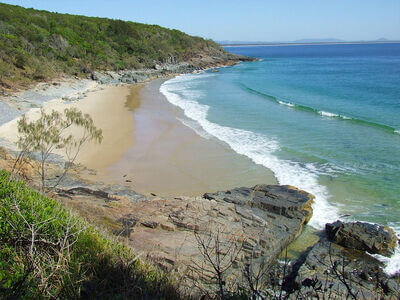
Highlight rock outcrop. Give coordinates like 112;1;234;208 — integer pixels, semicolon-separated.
124;185;314;272
89;55;254;85
326;220;398;257
56;184;314;294
287;221;400;299
290;238;399;299
204;184;314;224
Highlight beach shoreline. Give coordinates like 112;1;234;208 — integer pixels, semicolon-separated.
0;74;278;197
102;79;278;196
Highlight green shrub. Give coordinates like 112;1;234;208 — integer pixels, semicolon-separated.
0;170;180;299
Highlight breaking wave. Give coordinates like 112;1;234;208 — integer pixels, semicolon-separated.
243;85;400;135
160;74;339;229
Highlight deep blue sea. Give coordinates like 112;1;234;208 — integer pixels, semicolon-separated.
160;43;400;273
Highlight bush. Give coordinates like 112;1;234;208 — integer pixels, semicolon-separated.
0;170;181;299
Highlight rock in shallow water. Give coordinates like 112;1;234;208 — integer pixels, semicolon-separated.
290;237;400;299
326;220;398;257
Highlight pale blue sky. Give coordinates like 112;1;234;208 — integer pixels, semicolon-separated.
2;0;400;41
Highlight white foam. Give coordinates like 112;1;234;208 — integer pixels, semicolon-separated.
161;74;339;229
278;100;295;107
177;117;212;140
371;246;400;276
318;110;339;118
372;224;400;276
318;110;351;120
395;129;400;135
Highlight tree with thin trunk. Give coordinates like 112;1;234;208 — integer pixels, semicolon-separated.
192;223;244;299
15;108;102;193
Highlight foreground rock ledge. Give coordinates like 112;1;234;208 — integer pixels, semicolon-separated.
57;184;313;291
56;181;400;297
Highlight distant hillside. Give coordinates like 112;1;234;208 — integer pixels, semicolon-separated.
219;38;397;46
293;38;344;43
218;39;344;45
0;3;242;90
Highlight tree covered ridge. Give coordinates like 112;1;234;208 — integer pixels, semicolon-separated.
0;3;228;89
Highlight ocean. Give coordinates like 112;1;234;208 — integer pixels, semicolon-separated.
160;43;400;273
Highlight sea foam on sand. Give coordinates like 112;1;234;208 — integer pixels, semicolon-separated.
160;73;339;229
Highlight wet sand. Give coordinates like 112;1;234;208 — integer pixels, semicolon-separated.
73;85;142;171
0;84;138;174
104;79;277;196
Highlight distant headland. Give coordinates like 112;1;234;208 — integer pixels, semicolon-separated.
220;38;400;47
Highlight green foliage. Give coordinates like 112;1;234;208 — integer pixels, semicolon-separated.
0;170;180;299
0;2;225;88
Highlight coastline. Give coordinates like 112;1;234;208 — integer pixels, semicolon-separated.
0;67;399;279
0;71;278;196
1;2;398;295
102;79;277;196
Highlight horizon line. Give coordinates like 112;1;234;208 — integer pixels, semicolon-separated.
222;40;400;47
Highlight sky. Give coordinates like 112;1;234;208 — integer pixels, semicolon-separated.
1;0;400;42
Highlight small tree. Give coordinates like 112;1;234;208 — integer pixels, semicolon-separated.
191;223;244;299
15;108;102;193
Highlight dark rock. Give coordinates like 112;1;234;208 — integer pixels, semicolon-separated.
291;237;400;299
141;220;158;229
116;215;138;237
81;66;91;74
202;185;315;269
326;220;398;256
204;184;314;223
61;187;111;201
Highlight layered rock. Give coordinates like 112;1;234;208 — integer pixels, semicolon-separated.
288;221;400;299
204;184;314;224
56;184;314;294
326;220;398;257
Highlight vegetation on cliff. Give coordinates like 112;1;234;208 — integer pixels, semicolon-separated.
0;2;227;89
0;170;180;298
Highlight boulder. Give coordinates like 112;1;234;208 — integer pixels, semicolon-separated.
326;220;398;256
204;184;314;224
290;238;400;299
141;220;158;229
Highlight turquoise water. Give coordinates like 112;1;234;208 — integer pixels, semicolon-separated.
160;43;400;241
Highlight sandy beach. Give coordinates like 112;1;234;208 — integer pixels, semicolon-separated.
103;79;277;196
0;84;138;174
0;78;277;196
